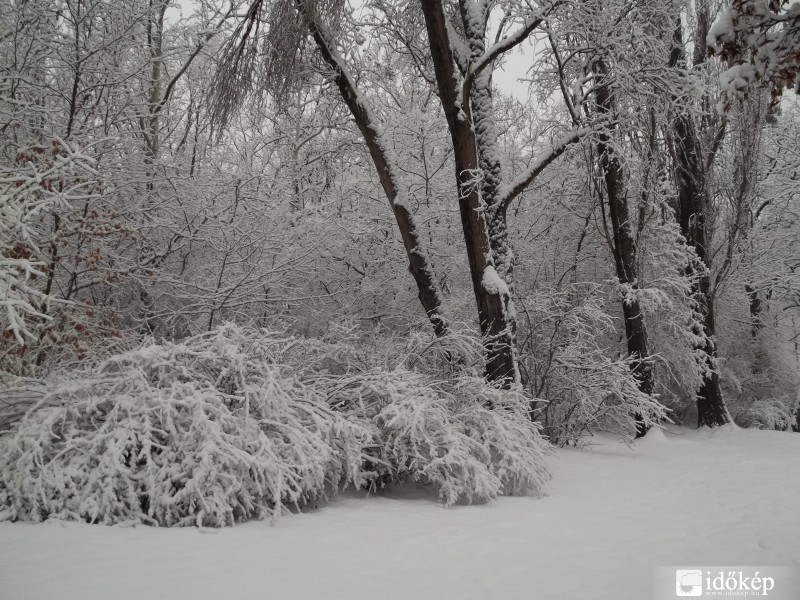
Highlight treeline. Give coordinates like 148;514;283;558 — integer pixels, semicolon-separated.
2;0;799;438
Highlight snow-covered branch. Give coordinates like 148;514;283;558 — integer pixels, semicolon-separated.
498;124;601;209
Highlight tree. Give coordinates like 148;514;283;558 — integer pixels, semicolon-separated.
669;11;733;427
540;0;685;434
212;0;451;339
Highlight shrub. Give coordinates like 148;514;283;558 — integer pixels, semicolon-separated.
0;325;368;526
320;369;550;505
0;324;550;525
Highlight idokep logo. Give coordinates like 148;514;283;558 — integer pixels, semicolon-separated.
675;570;703;596
674;568;776;597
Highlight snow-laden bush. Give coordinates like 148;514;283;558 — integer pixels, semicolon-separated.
0;324;550;525
0;376;45;434
0;326;369;526
517;285;669;446
321;369;550;505
721;322;799;431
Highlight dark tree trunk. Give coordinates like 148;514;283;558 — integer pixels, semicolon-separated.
594;60;653;438
694;284;729;427
298;5;449;338
460;2;519;379
420;0;518;386
670;22;730;428
745;284;764;338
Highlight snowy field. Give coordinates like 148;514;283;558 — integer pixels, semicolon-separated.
1;426;797;600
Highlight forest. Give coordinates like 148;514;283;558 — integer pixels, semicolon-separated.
1;0;799;531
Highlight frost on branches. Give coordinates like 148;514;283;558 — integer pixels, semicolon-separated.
0;325;549;526
517;286;669;447
0;140;100;345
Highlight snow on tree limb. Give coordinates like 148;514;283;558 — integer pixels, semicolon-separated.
465;1;560;89
497;124;603;209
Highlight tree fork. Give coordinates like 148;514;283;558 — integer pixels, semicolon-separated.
420;0;518;387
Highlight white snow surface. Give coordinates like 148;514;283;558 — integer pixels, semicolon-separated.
482;265;509;296
1;426;798;600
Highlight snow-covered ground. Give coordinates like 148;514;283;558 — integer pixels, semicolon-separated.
1;426;798;600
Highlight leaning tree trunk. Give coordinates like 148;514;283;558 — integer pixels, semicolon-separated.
670;20;730;428
594;60;653;438
420;0;518;386
297;4;449;338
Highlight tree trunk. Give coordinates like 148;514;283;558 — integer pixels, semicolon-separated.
145;0;167;161
745;284;764;338
594;60;653;438
420;0;517;386
298;4;449;338
694;286;729;427
460;2;519;382
670;21;730;428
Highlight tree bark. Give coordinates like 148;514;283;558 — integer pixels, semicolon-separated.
458;4;514;284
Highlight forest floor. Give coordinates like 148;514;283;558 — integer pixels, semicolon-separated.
1;426;798;600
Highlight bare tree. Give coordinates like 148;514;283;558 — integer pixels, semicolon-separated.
211;0;450;338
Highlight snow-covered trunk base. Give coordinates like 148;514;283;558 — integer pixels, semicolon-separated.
695;286;730;428
472;248;516;388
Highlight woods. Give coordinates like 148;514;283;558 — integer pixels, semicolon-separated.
2;0;800;525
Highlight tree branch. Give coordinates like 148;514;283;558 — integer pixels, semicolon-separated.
498;124;603;209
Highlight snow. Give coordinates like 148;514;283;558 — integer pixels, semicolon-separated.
482;265;509;296
1;426;798;600
720;63;758;98
707;9;735;50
